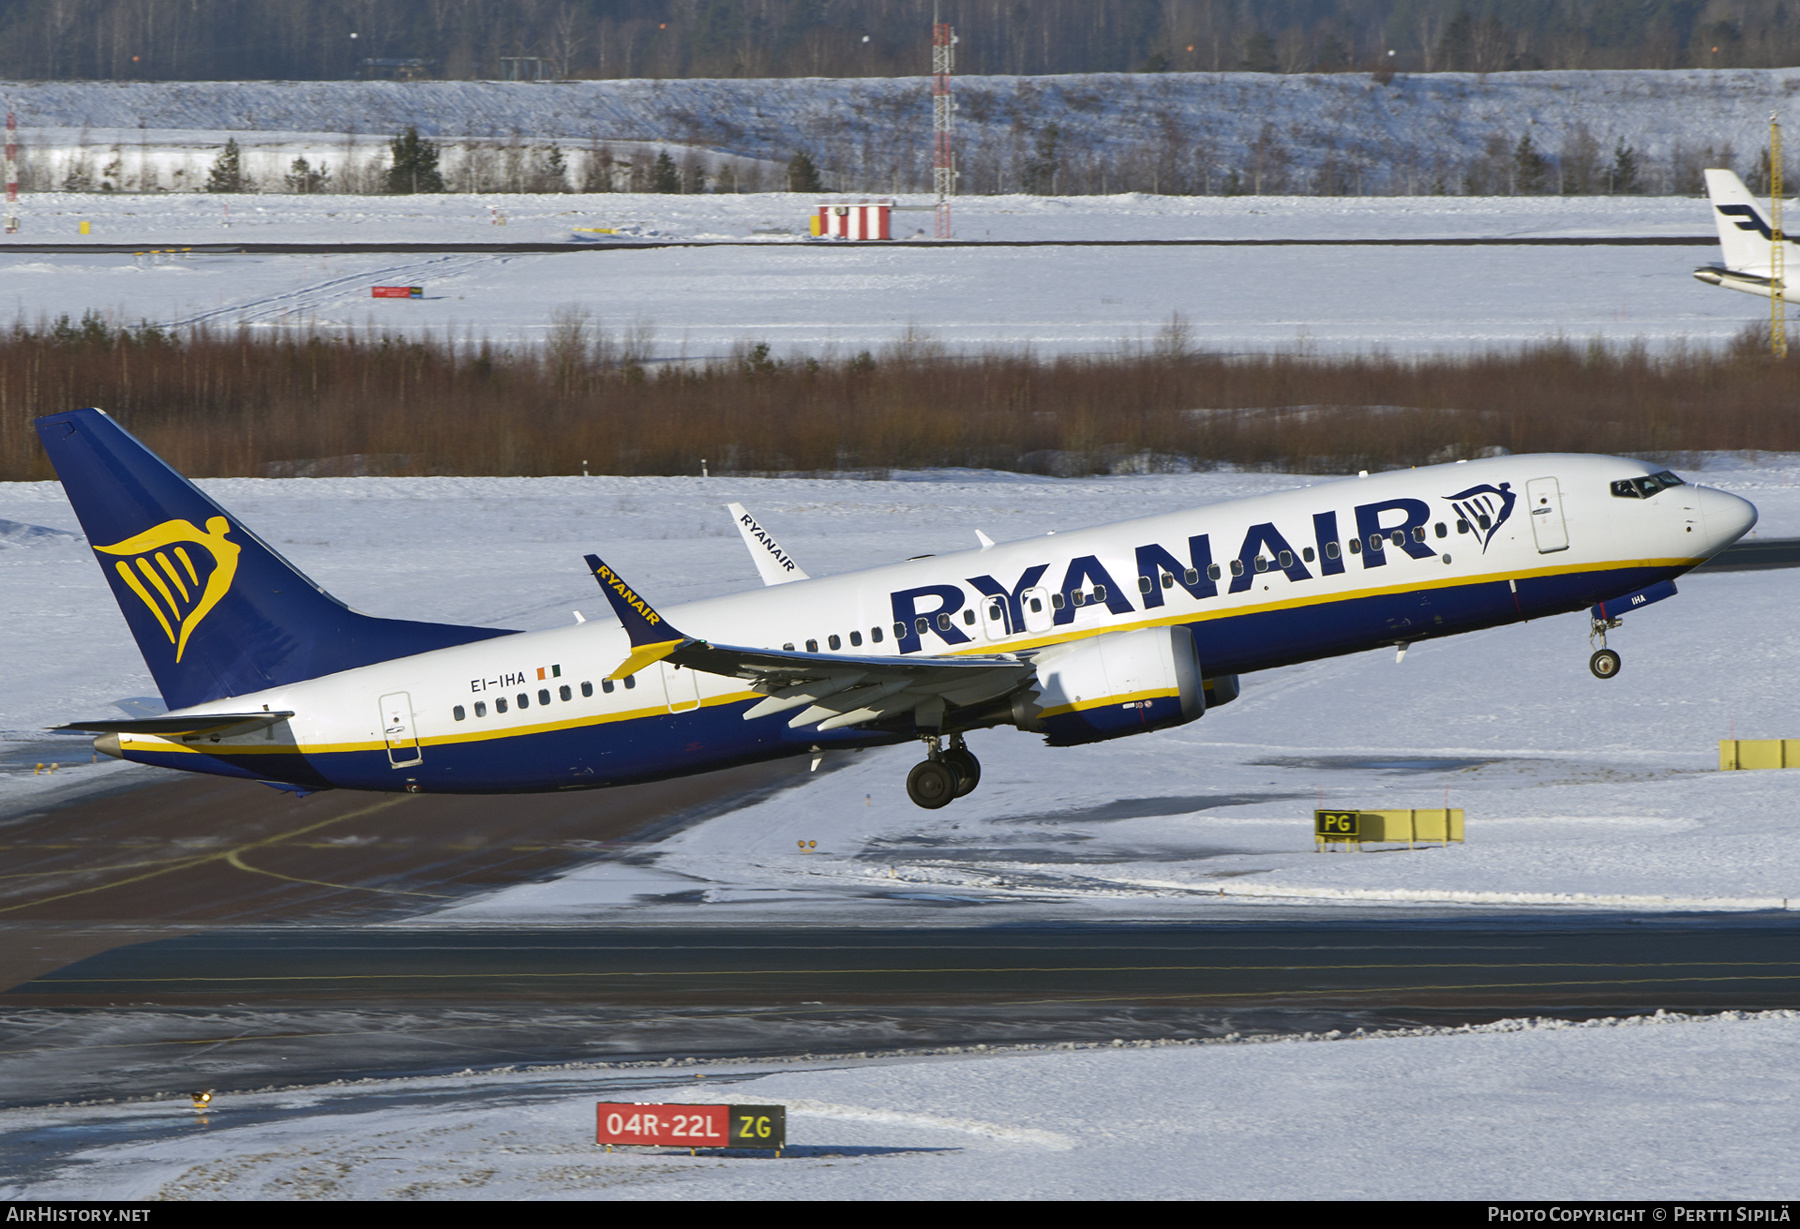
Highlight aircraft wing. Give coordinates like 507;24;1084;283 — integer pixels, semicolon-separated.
584;553;1031;731
670;640;1030;731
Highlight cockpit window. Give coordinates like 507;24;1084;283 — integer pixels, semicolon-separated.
1610;470;1687;499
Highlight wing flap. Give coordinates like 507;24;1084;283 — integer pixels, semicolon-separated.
582;550;1034;731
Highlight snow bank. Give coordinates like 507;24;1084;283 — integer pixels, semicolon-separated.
7;1010;1796;1199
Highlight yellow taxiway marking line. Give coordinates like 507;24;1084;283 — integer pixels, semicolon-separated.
0;795;416;915
222;849;449;899
0;852;230;881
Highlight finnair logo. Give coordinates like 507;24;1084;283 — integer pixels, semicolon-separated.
1445;482;1515;553
1718;203;1773;239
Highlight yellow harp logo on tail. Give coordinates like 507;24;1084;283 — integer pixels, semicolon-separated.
94;516;241;662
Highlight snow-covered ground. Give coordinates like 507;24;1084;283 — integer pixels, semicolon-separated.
6;462;1798;1199
6;456;1799;910
0;69;1794;195
0;192;1762;356
6;1011;1796;1199
3;186;1797;1199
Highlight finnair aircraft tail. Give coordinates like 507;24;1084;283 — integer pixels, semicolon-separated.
1694;168;1798;300
37;408;513;713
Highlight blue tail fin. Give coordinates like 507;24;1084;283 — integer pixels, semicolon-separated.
35;408;515;710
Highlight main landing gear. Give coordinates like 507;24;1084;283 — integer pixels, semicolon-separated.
906;735;982;809
1589;615;1623;680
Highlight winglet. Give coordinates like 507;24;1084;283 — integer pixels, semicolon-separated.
727;502;810;585
583;554;690;678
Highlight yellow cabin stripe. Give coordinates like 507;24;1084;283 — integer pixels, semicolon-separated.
950;556;1698;659
117;688;767;758
117;556;1692;759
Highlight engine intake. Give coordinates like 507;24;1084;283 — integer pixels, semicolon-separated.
1012;626;1209;746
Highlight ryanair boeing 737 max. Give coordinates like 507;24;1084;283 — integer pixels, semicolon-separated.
37;408;1756;809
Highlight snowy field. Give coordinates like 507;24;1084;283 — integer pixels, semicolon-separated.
3;183;1798;1198
0;192;1764;356
6;458;1800;912
6;1010;1797;1200
3;69;1797;195
5;460;1798;1198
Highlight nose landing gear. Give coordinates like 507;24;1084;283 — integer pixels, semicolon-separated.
905;735;982;809
1589;615;1623;679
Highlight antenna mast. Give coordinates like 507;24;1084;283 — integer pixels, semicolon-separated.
1773;113;1786;358
931;6;957;239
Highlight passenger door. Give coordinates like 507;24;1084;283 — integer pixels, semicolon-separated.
1526;477;1569;553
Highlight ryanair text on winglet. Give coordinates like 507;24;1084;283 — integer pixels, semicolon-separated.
739;511;802;574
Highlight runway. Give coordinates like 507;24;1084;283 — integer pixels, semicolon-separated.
1689;536;1800;571
2;525;1791;1107
20;920;1800;1009
0;758;807;994
2;918;1794;1106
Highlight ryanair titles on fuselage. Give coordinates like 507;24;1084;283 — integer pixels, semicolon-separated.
886;483;1516;654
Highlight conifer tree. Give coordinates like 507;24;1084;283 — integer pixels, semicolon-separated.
206;138;249;193
651;150;681;193
385;126;445;194
786;149;821;193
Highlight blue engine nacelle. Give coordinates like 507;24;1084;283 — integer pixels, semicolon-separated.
1011;626;1209;746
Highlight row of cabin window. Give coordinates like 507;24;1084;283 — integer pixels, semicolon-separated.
451;675;638;721
783;624;901;653
1125;517;1485;592
777;518;1489;650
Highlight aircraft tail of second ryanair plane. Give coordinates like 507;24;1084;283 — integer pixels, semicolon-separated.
35;408;515;711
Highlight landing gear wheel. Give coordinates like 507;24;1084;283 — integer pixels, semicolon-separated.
1589;648;1622;679
941;748;981;797
906;759;961;809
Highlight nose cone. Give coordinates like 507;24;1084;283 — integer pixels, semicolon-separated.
1697;485;1758;555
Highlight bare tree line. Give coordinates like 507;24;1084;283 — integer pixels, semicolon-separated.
5;312;1791;483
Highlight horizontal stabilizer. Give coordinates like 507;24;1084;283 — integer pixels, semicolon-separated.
55;711;294;737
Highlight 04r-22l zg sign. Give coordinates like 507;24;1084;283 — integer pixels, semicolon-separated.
596;1103;786;1150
